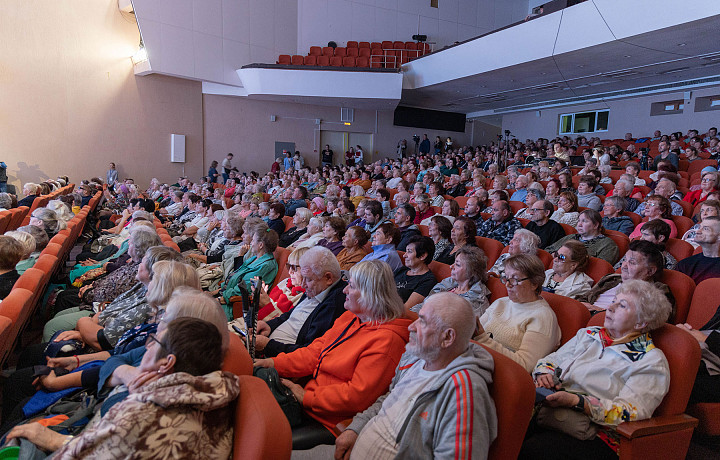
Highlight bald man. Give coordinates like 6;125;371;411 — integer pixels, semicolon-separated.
336;292;498;460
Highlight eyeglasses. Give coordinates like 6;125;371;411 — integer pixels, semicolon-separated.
552;252;567;261
145;333;168;352
702;178;716;183
287;264;299;272
528;208;545;213
500;275;530;287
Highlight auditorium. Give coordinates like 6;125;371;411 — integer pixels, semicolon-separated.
0;0;719;458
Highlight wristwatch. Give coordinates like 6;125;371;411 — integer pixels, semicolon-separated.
573;394;585;412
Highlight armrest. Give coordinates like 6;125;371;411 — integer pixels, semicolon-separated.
616;414;698;439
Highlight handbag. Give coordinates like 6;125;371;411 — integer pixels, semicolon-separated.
536;405;598;440
196;264;224;289
253;367;303;427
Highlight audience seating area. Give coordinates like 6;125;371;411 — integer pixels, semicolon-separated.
276;40;432;69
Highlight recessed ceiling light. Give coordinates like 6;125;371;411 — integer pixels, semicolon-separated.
624;55;632;58
540;72;547;75
577;65;585;68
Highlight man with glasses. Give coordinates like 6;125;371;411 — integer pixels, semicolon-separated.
253;246;347;357
525;199;565;249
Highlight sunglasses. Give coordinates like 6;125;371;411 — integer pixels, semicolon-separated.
552;252;567;261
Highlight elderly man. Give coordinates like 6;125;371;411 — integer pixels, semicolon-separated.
510;175;529;203
445;174;466;197
413;194;435;225
635;178;684;216
335;293;497;460
255;247;347;357
476;200;522;246
525;199;565;249
388;191;410;220
386;168;403;189
601;196;635;236
612;180;640;213
394;203;420;252
678;216;720;284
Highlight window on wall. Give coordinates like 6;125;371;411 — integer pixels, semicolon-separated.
558;110;609;134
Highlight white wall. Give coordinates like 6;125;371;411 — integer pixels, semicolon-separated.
297;0;529;55
132;0;298;86
500;85;720;140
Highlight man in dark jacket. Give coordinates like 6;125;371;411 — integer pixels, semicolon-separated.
395;204;421;252
254;247;346;357
601;196;635;236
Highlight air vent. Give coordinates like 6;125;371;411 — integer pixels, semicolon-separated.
340;107;354;122
658;67;690;75
603;70;641;78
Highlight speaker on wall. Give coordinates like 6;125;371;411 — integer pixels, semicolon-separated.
171;134;186;163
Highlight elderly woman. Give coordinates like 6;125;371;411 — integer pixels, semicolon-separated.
317;216;346;255
290;216;325;250
254;260;412;446
395;236;437;310
360;222;402;273
475;254;561;373
684;170;720;206
0;236;23;300
428;182;445;207
545;178;561;206
578;240;675;319
550;191;580;227
413;246;491;317
490;229;541;279
428;215;455;264
630;195;678;239
521;280;672;459
256;247;309;321
558;172;575;194
4;230;36;275
448;216;477;259
309;196;326;216
266;202;286;235
219;227;279;318
29;207;66;238
280;206;311;248
543;240;593;300
336;226;370;270
46;199;75;222
683;199;720;247
547;210;620;265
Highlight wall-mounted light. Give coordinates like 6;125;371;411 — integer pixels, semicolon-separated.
344;122;351;126
131;40;148;64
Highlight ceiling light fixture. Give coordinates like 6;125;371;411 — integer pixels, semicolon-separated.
131;39;148;64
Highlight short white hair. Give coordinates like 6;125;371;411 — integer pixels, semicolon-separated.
300;246;341;280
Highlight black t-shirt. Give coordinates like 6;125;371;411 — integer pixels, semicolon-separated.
394;267;437;302
0;270;20;300
525;220;566;249
321;149;334;163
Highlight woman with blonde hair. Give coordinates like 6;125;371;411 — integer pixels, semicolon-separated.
255;260;412;445
46;199;75;222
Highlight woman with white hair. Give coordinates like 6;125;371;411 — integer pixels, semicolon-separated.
289;216;325;250
46;199;75;222
490;229;541;279
4;230;36;274
521;280;672;459
255;260;412;448
29;207;66;238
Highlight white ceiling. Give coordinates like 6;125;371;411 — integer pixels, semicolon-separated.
399;12;720;116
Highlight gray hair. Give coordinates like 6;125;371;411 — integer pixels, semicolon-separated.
294;207;313;224
616;279;672;332
349;260;405;324
606;195;626;210
131;210;154;222
599;165;612;176
146;261;200;309
129;227;162;261
616;179;634;193
142;245;185;276
513;229;541;253
46;200;74;222
657;177;677;191
0;193;11;210
4;230;36;258
164;287;230;352
17;225;49;251
299;246;341;281
31;208;66;235
527;188;545;199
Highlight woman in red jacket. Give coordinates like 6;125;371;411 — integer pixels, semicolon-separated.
255;259;412;449
684;171;720;206
256;247;308;321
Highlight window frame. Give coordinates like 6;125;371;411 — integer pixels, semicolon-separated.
558;109;610;135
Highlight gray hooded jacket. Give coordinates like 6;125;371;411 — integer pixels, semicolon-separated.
347;343;498;459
